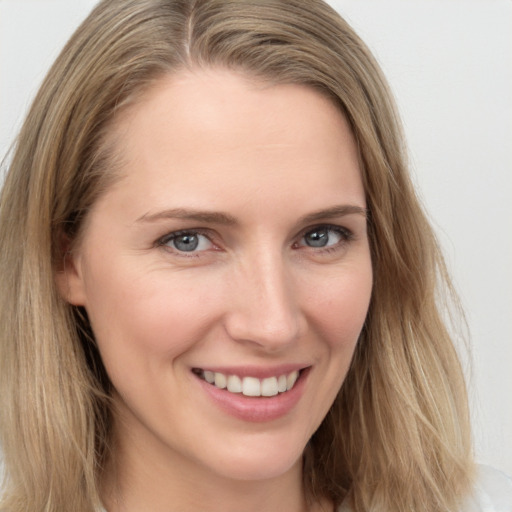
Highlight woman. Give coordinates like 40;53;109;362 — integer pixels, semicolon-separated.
0;1;509;511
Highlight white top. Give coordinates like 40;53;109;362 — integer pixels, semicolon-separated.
98;466;512;512
460;465;512;512
338;466;512;512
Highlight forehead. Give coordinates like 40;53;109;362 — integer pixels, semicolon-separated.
92;68;365;222
112;68;350;149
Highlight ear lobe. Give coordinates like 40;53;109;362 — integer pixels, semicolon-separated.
54;236;87;306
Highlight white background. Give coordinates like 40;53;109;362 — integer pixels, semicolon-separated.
1;0;511;475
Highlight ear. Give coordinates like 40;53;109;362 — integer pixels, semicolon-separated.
54;235;87;306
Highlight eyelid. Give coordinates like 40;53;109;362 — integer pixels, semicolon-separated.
293;223;355;250
296;223;354;240
154;223;356;256
156;228;219;253
158;228;209;244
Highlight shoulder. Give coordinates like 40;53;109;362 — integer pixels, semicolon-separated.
337;465;512;512
460;465;512;512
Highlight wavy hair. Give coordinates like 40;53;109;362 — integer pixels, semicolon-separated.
0;1;474;510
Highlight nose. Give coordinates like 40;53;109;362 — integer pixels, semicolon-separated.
223;249;305;352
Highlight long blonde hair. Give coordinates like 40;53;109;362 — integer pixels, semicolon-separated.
0;1;474;510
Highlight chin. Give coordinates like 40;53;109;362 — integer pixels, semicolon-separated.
198;430;308;483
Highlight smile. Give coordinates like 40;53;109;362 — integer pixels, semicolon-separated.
193;369;301;397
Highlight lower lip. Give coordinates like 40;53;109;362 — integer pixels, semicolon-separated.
196;369;310;423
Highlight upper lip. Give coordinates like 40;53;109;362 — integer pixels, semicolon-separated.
192;364;310;379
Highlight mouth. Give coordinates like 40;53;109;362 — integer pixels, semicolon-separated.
192;368;305;398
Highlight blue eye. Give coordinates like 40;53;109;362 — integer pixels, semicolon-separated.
299;226;350;249
161;231;213;252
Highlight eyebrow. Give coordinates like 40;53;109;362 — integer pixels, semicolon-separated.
136;204;367;226
136;208;237;225
299;204;368;224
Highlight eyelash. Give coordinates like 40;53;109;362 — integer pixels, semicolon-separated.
157;229;215;258
156;224;354;258
293;224;354;254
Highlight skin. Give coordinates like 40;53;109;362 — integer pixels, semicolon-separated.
58;68;373;512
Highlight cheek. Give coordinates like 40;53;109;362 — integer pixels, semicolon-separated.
81;258;219;372
297;261;372;432
305;262;373;350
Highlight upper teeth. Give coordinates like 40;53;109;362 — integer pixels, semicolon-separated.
201;370;300;397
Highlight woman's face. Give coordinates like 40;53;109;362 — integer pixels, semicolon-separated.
60;69;372;483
